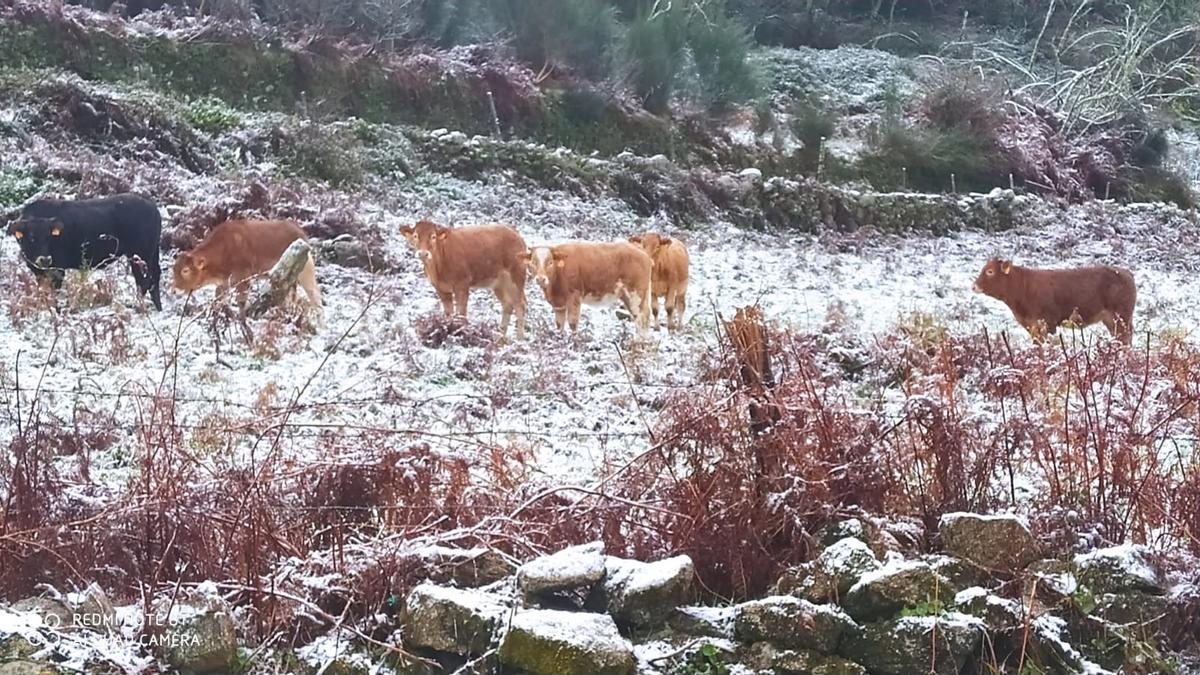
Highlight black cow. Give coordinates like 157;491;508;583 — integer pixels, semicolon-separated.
7;194;163;310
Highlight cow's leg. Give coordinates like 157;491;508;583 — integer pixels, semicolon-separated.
554;307;568;332
673;283;687;331
568;299;582;333
143;249;163;311
650;292;662;330
513;286;527;340
453;288;469;319
437;291;454;317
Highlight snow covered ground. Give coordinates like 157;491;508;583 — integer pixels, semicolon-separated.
2;175;1199;493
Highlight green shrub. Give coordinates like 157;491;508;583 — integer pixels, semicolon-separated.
0;169;43;208
276;121;366;186
860;122;1008;193
618;2;690;114
689;7;763;108
184;97;242;135
493;0;619;79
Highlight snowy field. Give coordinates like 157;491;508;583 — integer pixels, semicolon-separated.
2;178;1199;491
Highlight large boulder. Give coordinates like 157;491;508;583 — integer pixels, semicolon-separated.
939;512;1040;571
145;595;238;674
403;584;506;656
1073;545;1164;595
775;538;881;603
518;542;606;598
497;609;635;675
734;596;856;654
596;555;694;628
742;642;866;675
838;614;984;675
842;560;948;622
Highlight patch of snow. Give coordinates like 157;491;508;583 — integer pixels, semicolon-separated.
1074;544;1161;588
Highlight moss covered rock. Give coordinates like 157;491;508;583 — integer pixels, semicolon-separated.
402;583;506;656
841;560;949;622
145;597;238;674
0;661;61;675
668;605;736;639
734;596;856;654
742;641;867;675
497;609;635;675
951;587;1023;631
939;512;1040;571
416;545;515;588
1074;545;1164;595
838;614;984;675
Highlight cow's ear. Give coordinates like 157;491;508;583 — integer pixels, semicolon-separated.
517;251;532;263
1001;260;1013;274
8;222;23;239
194;256;208;271
555;258;565;269
658;236;672;248
50;226;62;237
399;225;414;236
628;235;642;244
436;228;448;241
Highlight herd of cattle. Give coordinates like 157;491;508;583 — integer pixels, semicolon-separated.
5;193;1139;344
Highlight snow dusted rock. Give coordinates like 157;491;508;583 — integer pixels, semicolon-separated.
842;560;949;622
0;662;59;675
418;545;515;588
1074;545;1164;595
939;512;1040;570
64;584;115;634
403;584;506;656
1027;614;1088;673
775;537;881;603
518;541;606;598
733;596;856;654
1094;591;1170;631
497;609;635;675
742;641;866;675
146;595;238;674
820;518;867;548
9;598;73;632
1024;559;1078;605
838;614;984;675
924;555;990;594
952;587;1023;631
596;555;694;628
668;605;736;639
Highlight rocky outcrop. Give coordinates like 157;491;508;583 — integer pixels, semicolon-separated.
145;594;238;674
402;583;506;656
595;555;695;628
939;512;1040;571
497;610;636;675
842;560;949;622
839;615;984;675
518;541;606;599
734;596;856;654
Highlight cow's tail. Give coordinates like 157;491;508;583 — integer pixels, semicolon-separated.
639;276;652;333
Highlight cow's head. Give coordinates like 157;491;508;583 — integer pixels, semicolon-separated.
172;251;209;291
520;246;561;289
400;220;447;262
8;217;63;269
628;232;672;260
974;257;1014;298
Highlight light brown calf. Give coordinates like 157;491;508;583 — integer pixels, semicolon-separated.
629;232;689;330
974;257;1136;344
522;242;652;334
173;219;322;312
400;220;528;338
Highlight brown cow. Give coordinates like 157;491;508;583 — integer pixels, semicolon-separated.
400;220;528;338
522;242;653;334
173;219;323;314
973;258;1136;344
629;232;689;331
